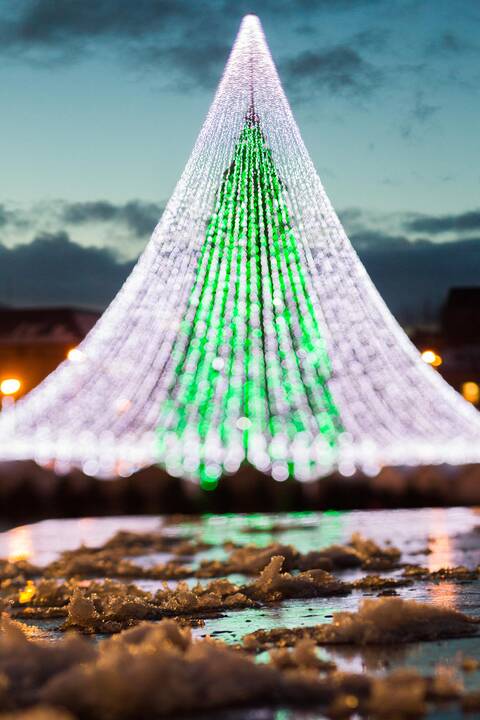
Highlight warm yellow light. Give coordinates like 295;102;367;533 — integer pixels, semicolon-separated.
67;347;85;363
462;381;480;405
19;580;36;604
421;349;442;367
0;378;21;396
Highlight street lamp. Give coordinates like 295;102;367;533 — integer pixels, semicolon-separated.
67;347;85;363
0;377;22;412
462;382;480;405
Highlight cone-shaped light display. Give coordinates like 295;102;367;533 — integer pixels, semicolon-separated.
1;15;480;484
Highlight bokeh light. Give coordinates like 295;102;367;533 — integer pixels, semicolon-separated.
462;382;479;405
67;347;85;363
421;350;442;367
0;378;21;396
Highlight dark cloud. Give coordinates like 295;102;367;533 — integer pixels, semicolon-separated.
338;206;480;321
349;229;410;252
0;1;182;46
411;91;439;123
0;0;230;79
427;31;468;56
1;0;384;48
62;200;164;237
0;203;30;230
1;221;479;326
354;234;480;323
281;46;381;97
0;0;386;90
337;207;364;227
0;232;133;308
351;28;389;51
400;90;440;139
406;209;480;234
137;41;230;90
0;204;10;227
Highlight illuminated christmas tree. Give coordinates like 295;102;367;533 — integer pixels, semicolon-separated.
1;15;480;483
157;111;343;487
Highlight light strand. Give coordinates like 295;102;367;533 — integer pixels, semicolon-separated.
0;15;479;481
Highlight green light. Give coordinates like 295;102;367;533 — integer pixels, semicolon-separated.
157;114;343;483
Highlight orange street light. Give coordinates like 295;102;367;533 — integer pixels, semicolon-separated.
421;349;442;368
67;347;85;363
462;381;480;405
0;377;22;413
0;378;21;396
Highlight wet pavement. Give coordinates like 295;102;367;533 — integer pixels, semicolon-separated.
1;507;479;719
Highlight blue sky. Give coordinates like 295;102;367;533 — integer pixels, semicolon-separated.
0;0;479;322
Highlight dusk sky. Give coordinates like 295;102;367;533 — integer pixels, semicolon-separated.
1;0;479;322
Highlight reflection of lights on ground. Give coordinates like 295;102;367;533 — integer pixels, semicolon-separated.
428;580;458;610
15;622;48;640
421;350;442;367
7;525;34;561
198;511;345;554
428;508;457;609
428;509;454;571
77;518;97;547
462;381;479;405
202;601;338;646
19;580;36;604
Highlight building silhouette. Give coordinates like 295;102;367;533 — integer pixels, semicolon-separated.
0;307;99;398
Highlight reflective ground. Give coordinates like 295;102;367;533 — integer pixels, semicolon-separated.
1;507;479;719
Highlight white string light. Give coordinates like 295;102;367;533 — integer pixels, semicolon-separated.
0;15;479;483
